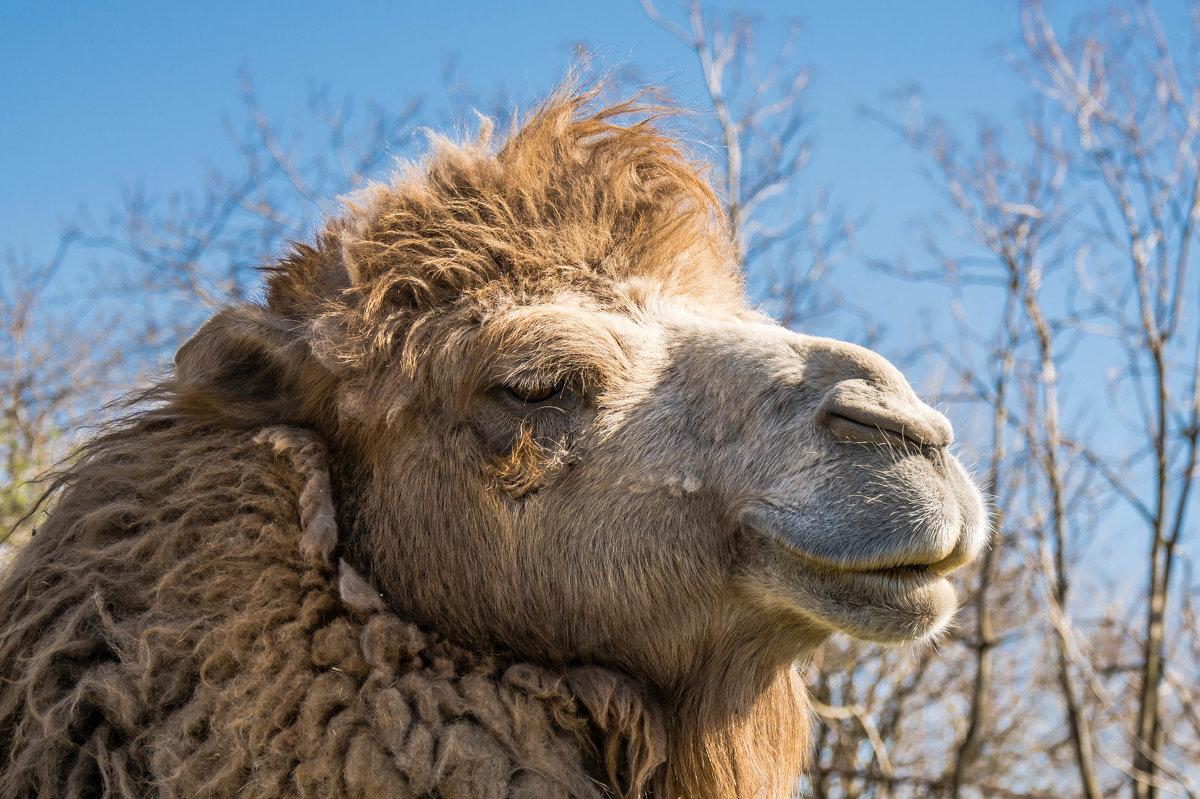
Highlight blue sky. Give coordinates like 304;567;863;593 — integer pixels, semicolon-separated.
2;0;1034;283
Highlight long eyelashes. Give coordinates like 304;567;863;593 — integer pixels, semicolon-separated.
504;383;564;404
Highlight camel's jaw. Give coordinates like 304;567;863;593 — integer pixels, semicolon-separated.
738;450;988;644
749;549;962;643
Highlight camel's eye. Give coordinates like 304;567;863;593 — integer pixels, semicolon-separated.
504;382;563;404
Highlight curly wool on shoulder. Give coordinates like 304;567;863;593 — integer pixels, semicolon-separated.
0;84;988;799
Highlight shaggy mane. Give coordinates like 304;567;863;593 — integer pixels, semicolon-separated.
0;418;652;797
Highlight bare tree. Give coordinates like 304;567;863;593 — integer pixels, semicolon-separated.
0;236;128;559
885;1;1200;796
640;0;867;334
1017;3;1200;795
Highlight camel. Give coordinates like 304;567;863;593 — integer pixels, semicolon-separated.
0;87;987;798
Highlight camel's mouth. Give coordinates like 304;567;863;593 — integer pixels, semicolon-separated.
865;563;931;579
834;562;947;596
761;525;954;584
741;539;960;644
740;510;972;643
825;558;948;592
842;549;972;579
743;508;969;582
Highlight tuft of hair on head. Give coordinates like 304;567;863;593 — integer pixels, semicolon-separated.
257;76;743;380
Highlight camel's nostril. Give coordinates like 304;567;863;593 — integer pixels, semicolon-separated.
817;380;953;449
822;408;943;448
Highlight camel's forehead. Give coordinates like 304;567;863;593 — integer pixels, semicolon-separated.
482;283;760;336
475;287;772;381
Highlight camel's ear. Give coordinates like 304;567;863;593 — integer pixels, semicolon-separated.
173;305;335;428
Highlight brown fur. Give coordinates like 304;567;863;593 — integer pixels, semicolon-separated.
0;84;984;798
0;420;654;797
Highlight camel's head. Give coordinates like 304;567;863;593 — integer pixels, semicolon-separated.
173;90;987;692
